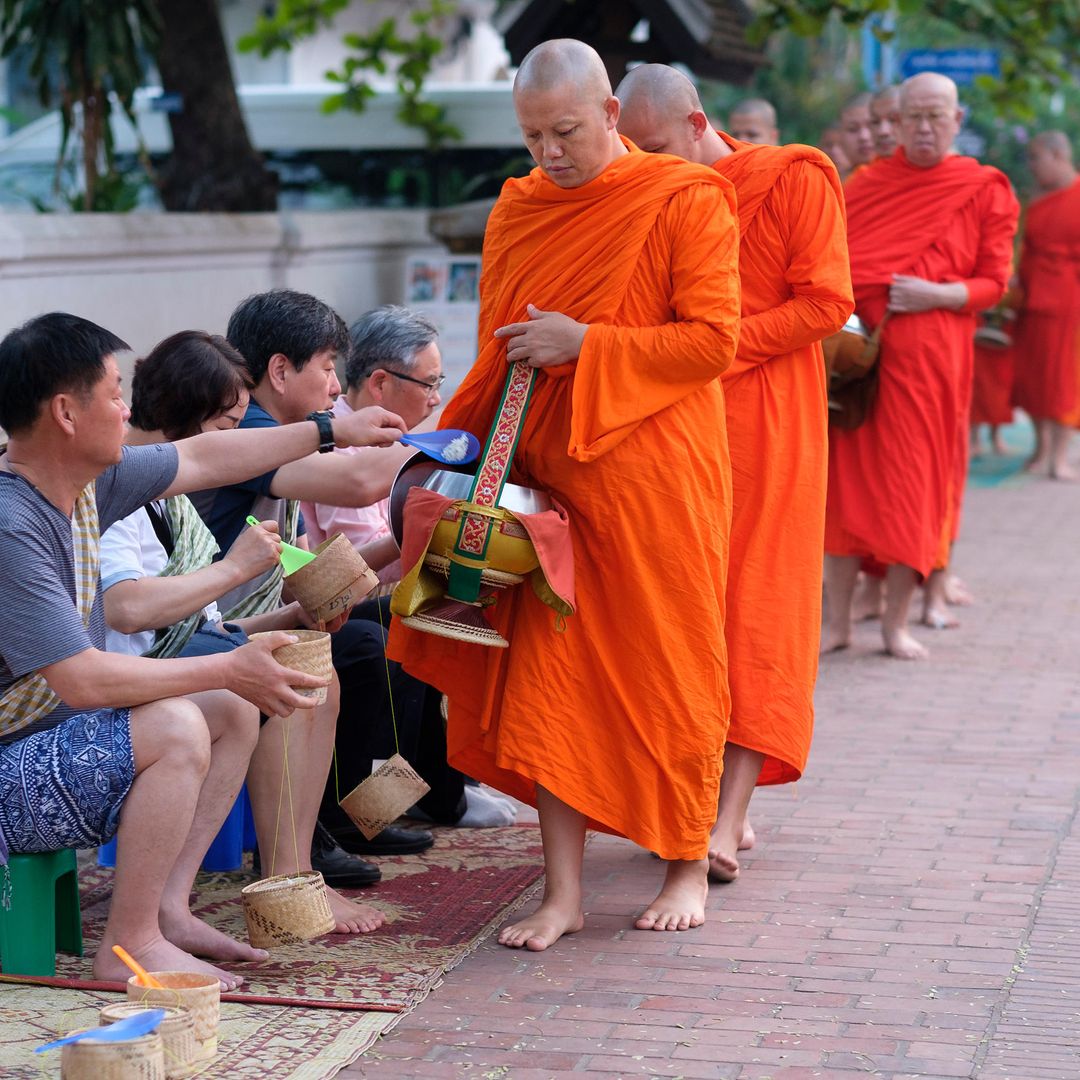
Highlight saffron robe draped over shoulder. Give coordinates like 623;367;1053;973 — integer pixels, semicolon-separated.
713;135;853;786
825;150;1019;577
1011;178;1080;426
388;145;741;861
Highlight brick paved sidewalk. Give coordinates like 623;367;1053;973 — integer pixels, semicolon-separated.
348;463;1080;1080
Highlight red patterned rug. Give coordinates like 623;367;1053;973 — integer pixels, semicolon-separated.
9;823;544;1012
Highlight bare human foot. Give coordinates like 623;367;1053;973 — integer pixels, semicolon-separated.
944;575;975;607
636;859;708;931
498;898;584;951
921;605;959;630
1024;453;1050;474
159;909;267;967
1050;462;1079;482
738;818;756;851
94;932;244;990
883;625;929;660
707;825;740;884
326;887;385;934
819;625;851;654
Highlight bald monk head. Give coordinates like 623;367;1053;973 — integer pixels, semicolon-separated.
513;38;627;188
838;93;875;168
1027;130;1077;193
870;85;901;158
819;125;851;176
898;72;963;169
615;63;729;165
727;98;779;145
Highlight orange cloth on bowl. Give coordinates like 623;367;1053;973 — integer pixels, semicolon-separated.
1011;178;1080;426
825;150;1019;577
713;135;854;787
388;144;741;860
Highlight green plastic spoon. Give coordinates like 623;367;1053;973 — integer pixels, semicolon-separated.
246;515;316;574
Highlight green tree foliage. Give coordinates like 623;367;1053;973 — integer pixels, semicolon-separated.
0;0;159;209
752;0;1080;116
238;0;462;148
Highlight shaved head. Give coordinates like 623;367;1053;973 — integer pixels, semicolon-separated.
513;39;627;188
514;38;612;99
870;85;901;158
615;63;726;165
728;97;779;145
1027;129;1077;192
897;72;962;168
838;93;874;168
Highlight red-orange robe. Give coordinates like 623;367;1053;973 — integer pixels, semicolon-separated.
1011;178;1080;426
714;134;853;786
971;340;1015;426
389;145;741;861
825;149;1018;577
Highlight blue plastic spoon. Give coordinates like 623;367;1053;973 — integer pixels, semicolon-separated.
35;1009;167;1053
400;429;480;465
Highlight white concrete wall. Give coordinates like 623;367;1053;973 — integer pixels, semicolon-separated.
0;209;444;383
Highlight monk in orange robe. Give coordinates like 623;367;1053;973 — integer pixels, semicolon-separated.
822;73;1019;660
1011;131;1080;479
617;65;854;883
727;97;780;145
840;93;876;182
388;40;741;949
970;337;1015;456
870;86;901;160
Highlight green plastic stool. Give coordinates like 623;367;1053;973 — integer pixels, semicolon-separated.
0;848;83;976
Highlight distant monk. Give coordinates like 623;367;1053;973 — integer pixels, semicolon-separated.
617;65;853;882
389;39;741;947
822;73;1019;659
1011;131;1080;480
838;93;876;176
819;125;851;180
970;335;1015;456
870;85;901;159
727;98;779;145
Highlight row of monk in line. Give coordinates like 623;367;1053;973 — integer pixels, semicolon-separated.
394;42;1023;950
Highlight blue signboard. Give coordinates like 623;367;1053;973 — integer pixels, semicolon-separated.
899;49;1001;86
150;92;184;114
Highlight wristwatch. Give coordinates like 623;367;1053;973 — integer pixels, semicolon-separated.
307;410;335;453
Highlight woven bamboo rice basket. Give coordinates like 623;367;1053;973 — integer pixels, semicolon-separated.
285;532;379;624
339;752;431;840
249;629;332;703
61;1031;164;1080
241;870;336;948
99;1004;197;1080
126;973;219;1064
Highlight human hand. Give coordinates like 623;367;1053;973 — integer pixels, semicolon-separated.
888;275;967;313
227;632;328;716
222;518;282;582
296;605;349;633
333;405;408;449
493;304;587;368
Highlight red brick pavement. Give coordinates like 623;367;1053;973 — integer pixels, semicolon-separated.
348;469;1080;1079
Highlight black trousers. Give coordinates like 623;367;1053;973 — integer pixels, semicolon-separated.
319;596;466;829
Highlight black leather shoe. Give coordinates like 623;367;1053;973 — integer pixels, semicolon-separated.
329;822;435;856
253;822;381;888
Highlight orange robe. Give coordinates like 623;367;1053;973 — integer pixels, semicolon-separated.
389;146;741;861
826;150;1018;577
714;135;853;786
971;340;1015;426
1011;178;1080;426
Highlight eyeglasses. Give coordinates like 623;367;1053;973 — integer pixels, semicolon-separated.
383;369;446;394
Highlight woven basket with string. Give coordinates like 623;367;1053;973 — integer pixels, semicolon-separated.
99;1004;197;1080
241;870;337;948
249;629;332;703
60;1032;165;1080
285;533;379;624
126;973;220;1064
339;752;431;840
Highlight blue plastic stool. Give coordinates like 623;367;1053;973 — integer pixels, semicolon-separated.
0;848;83;975
98;786;254;871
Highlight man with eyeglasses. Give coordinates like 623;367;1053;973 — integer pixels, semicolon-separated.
823;72;1019;660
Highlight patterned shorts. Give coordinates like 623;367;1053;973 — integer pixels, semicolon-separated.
0;708;134;855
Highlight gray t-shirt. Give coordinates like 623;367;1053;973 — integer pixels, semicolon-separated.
0;443;179;742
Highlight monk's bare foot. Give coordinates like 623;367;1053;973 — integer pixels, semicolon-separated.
738;818;756;851
636;859;707;931
852;576;884;621
1025;453;1050;474
883;626;928;660
95;932;243;990
326;887;385;934
921;604;959;630
944;574;975;607
498;898;584;951
1050;462;1079;482
159;909;267;967
819;622;851;654
707;832;740;884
